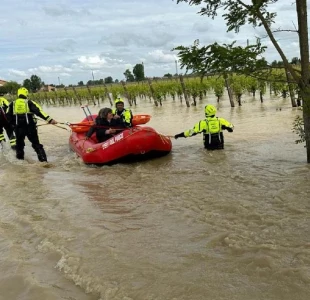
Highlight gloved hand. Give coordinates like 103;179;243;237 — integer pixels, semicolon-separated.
222;125;233;132
49;119;58;125
174;132;185;139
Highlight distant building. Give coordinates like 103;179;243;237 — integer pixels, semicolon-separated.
0;79;7;86
40;85;56;92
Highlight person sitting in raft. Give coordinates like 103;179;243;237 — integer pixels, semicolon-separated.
112;97;133;127
85;107;126;142
174;104;234;150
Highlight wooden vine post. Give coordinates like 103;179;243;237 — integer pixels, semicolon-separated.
121;81;133;106
52;89;58;105
64;87;70;105
72;86;82;105
147;78;159;106
223;73;235;107
179;75;190;107
86;85;96;105
285;70;297;107
103;83;113;106
44;91;48;104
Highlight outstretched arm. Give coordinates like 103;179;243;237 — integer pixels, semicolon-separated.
175;120;205;139
220;118;234;132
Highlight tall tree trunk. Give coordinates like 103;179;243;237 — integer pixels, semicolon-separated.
300;87;310;162
296;0;310;162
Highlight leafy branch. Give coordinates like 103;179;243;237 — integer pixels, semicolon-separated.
292;115;306;145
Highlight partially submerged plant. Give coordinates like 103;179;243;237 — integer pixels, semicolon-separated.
292;115;306;146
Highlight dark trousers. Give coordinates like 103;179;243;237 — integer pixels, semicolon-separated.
0;118;15;141
15;124;47;162
203;132;225;150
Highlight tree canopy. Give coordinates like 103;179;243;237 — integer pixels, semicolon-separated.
174;0;310;162
133;63;145;81
0;81;20;95
23;74;43;92
174;40;267;78
124;69;135;82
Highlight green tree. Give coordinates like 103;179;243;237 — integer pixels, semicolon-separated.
0;86;6;95
78;81;84;86
174;40;267;107
23;79;32;91
291;57;300;65
104;76;113;84
175;0;310;162
164;73;173;78
133;63;145;81
174;40;267;77
1;81;21;95
23;74;42;92
124;69;135;82
30;74;42;92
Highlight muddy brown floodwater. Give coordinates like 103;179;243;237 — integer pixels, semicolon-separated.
0;93;309;300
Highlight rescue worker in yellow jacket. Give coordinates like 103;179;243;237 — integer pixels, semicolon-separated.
6;87;57;162
112;97;133;127
0;93;16;149
174;104;234;150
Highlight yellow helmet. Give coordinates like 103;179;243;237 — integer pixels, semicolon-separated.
205;104;217;117
114;97;124;105
17;87;29;98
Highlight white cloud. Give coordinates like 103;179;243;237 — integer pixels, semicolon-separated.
76;56;107;69
0;0;301;85
29;65;73;73
8;69;27;77
147;50;177;64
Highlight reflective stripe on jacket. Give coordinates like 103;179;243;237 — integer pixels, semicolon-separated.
7;98;52;125
184;117;233;137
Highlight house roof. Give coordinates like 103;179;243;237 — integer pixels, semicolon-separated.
0;79;7;86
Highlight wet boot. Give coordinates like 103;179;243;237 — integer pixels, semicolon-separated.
16;150;24;160
34;146;47;162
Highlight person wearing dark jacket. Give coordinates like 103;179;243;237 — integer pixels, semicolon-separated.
0;94;16;149
85;107;126;142
6;87;57;162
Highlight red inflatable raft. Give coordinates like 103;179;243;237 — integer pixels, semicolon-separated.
68;114;172;165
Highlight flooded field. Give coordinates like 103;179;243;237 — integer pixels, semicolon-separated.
0;94;309;300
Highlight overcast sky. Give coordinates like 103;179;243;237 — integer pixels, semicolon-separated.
0;0;302;85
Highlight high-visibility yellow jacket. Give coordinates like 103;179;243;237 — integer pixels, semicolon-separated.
183;116;234;149
112;108;133;127
184;116;233;137
6;98;52;125
0;97;9;109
